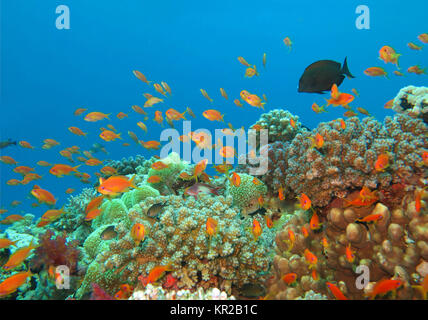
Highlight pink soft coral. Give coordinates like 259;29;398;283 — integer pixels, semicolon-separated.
31;230;80;274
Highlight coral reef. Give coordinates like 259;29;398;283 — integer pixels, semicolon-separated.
104;155;147;176
265;187;428;300
227;173;267;213
244;113;427;207
392;86;428;124
129;284;235;300
76;194;276;298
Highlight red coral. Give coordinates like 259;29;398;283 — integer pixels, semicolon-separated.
31;230;80;274
162;273;178;290
90;283;115;300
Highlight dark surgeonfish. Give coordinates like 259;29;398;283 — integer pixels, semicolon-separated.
0;139;17;149
298;57;355;93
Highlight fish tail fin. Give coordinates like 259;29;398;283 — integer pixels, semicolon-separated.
106;113;111;120
129;174;138;189
117;133;123;140
342;57;355;78
221;114;225;123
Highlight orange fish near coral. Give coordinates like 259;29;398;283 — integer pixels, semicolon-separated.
282;273;297;285
0;270;33;298
165;108;186;121
326;282;348;300
98;175;138;196
309;133;324;149
251;219;262;241
100;130;122;142
31;185;56;206
85;208;102;221
49;164;81;178
297;193;311;210
374;153;390;172
3;241;38;270
206;217;218;238
147;264;173;284
133;70;151;84
304;248;318;269
140;140;161;150
309;211;322;231
366;278;404;299
37;207;66;227
230;172;241;187
0;239;17;249
131;223;145;246
0;214;25;225
345;243;356;263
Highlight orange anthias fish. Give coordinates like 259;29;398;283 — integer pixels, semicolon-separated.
74;108;87;116
117;112;128;119
85;158;103;166
379;45;401;67
364;67;388;77
0;156;18;165
140;140;161;150
49;164;81;177
132;105;147;115
147;264;173;284
366;278;404;299
219;146;236;159
3;241;38;270
278;187;285;201
251;219;262;241
297;193;311;210
220;88;228;100
200;89;213;102
374;153;390;172
85;208;102;221
407;42;423;50
0;214;25;225
243;93;265;109
98;175;138;196
285;229;295;251
203;109;224;122
206;217;218;238
133;70;152;84
37;207;66;227
147;175;161;184
283;37;293;51
0;239;17;249
265;215;274;229
184;183;220;200
84;112;110;122
31;185;56;206
282;273;297;285
355;213;383;224
304;249;318;269
19;141;35;149
193;159;208;181
230;172;241;187
0;270;33;298
407;65;426;75
414;188;425;213
100;130;122;142
418;33;428;43
309;211;322;231
131;223;145;246
151;161;169;170
345;243;356;263
237;56;251;67
309;133;324;149
326;282;348;300
68;127;87;137
165;108;186;121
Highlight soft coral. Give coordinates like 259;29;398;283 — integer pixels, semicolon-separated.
31;230;80;274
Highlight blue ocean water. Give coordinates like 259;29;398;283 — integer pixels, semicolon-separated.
0;0;426;222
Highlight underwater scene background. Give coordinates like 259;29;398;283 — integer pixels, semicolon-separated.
0;0;427;300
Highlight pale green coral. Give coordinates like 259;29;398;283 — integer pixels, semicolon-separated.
146;152;188;193
83;224;115;259
75;260;121;299
96;194;276;294
121;185;160;209
227;173;267;212
92;198;128;229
